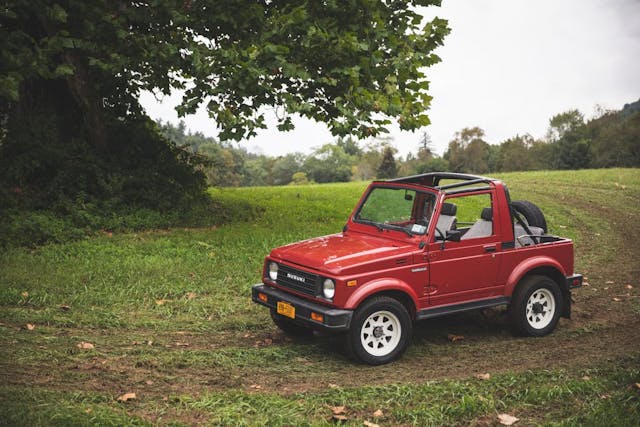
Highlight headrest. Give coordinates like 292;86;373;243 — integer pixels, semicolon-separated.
441;202;457;216
481;207;493;221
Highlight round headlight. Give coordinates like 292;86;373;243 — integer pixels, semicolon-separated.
268;262;278;281
322;279;335;299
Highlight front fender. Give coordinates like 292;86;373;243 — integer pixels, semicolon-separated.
505;256;567;295
344;278;420;310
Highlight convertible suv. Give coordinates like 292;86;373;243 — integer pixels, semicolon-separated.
252;173;582;364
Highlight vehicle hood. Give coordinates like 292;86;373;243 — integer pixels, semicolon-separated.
269;232;415;275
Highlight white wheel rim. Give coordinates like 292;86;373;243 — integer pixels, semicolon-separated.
360;310;401;357
525;288;556;329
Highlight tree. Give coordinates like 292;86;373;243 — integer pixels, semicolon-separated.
2;1;449;145
445;127;490;173
547;110;590;169
377;146;398;178
497;134;534;172
1;1;448;210
304;144;352;183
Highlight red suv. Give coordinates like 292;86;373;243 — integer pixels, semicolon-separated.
252;173;582;364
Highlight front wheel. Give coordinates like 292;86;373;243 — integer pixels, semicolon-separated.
510;275;562;336
345;296;412;365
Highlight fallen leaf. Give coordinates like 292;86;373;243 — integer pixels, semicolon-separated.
448;334;464;342
373;409;384;417
583;281;590;286
363;421;379;427
60;304;71;311
186;291;196;299
600;394;611;400
249;384;262;390
633;383;640;390
475;373;491;381
189;272;196;278
21;291;29;298
328;383;340;389
626;285;633;290
329;405;346;415
155;299;170;306
147;340;153;346
145;380;154;385
497;413;519;425
117;392;136;402
85;407;92;414
25;323;35;331
174;342;189;347
582;375;591;380
77;342;95;350
332;414;348;422
612;297;622;302
605;280;614;284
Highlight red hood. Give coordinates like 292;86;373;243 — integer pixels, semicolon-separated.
269;232;415;275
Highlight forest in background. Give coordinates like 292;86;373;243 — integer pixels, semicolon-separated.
162;98;640;187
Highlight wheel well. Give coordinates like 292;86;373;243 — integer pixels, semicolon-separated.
520;266;565;291
361;291;416;319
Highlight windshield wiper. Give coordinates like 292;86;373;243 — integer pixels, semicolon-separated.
357;219;385;232
386;223;414;237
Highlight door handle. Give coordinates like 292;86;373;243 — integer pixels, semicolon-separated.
484;245;497;253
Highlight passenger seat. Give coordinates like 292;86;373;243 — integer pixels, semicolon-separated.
461;207;493;240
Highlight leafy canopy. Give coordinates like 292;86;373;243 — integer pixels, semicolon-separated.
1;0;449;141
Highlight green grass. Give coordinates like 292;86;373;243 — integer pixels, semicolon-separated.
1;168;639;425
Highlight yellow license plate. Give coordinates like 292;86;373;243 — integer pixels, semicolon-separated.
277;301;295;319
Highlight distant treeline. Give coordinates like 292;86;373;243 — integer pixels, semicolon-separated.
161;98;640;186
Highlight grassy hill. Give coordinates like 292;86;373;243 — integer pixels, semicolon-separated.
1;169;639;425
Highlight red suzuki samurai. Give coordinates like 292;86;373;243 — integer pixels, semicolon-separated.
252;173;582;365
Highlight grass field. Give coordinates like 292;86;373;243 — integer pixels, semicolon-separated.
1;169;639;426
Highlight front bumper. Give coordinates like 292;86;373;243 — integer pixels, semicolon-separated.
252;284;353;331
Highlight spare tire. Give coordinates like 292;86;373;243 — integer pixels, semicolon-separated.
511;200;547;233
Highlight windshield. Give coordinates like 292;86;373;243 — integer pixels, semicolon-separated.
354;186;436;236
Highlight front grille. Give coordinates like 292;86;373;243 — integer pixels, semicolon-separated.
276;264;319;297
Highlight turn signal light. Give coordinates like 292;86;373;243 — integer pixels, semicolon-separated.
258;293;268;303
311;312;324;323
347;280;358;287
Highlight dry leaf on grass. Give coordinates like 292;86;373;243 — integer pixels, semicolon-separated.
77;342;95;350
363;421;380;427
633;383;640;390
626;285;633;290
21;291;29;298
329;405;346;415
612;297;622;302
328;383;340;389
582;376;591;380
475;373;491;381
186;291;196;299
332;414;348;422
117;392;136;402
373;409;384;417
25;323;35;331
155;299;171;305
60;304;71;311
497;413;519;425
448;334;464;342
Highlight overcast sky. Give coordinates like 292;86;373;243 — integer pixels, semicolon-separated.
140;0;640;157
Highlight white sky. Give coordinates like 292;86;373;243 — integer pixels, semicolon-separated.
140;0;640;157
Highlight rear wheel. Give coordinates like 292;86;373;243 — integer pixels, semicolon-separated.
510;275;562;336
511;200;547;233
270;309;314;337
345;296;412;365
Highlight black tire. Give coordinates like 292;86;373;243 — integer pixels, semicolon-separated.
510;275;562;337
270;309;314;337
511;200;547;233
345;296;412;365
